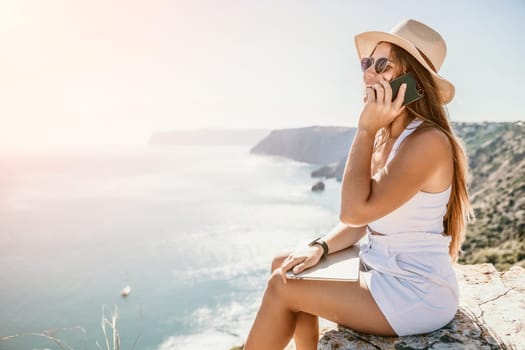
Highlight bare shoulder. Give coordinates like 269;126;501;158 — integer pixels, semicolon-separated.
399;124;452;159
384;123;453;193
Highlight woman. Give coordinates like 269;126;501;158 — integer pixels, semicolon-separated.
244;19;473;350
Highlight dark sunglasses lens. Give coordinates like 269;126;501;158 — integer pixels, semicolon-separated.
360;57;373;72
375;57;389;73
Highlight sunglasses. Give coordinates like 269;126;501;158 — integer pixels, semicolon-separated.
360;57;393;74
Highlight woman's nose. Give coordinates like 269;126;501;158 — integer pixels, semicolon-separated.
364;67;377;79
364;71;377;85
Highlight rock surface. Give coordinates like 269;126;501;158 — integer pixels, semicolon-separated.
311;181;325;192
311;164;339;178
318;263;524;350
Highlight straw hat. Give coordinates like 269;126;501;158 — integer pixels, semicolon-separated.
355;19;454;104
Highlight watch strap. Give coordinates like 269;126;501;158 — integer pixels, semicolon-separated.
308;237;329;259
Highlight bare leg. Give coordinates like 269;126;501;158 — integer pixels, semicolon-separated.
245;265;395;350
271;253;319;350
293;312;318;350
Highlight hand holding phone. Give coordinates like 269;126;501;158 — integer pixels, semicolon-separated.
359;72;424;133
389;72;425;106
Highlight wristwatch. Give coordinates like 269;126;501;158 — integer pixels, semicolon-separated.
308;237;329;260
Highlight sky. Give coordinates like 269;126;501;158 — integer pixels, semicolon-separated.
1;0;524;149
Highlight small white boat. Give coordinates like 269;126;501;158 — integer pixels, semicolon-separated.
121;285;131;298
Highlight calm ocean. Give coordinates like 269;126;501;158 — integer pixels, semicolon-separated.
0;145;342;350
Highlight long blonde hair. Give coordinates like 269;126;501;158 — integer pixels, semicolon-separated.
376;43;474;261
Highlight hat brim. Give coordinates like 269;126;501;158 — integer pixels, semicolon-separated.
355;31;454;104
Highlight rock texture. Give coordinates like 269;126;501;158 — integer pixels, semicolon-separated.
456;122;525;271
311;181;325;192
318;263;525;350
311;160;347;182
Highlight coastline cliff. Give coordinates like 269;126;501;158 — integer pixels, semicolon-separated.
249;126;356;165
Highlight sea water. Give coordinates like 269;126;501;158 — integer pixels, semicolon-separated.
0;145;342;350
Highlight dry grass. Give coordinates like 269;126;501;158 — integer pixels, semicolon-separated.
0;326;87;350
0;304;141;350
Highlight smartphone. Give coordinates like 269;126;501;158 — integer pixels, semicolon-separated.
389;72;424;106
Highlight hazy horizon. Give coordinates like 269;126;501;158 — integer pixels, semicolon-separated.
1;119;522;153
1;0;524;149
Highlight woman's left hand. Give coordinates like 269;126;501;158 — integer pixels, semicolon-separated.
359;79;407;134
278;246;324;284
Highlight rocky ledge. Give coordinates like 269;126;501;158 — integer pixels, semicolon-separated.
319;263;524;349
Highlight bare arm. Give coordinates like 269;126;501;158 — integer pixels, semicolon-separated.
339;129;375;226
323;221;366;254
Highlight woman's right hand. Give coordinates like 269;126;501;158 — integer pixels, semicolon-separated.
279;245;324;284
359;79;407;134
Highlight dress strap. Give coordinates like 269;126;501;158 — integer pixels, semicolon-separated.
385;118;423;166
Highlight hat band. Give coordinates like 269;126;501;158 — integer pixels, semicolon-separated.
416;48;437;72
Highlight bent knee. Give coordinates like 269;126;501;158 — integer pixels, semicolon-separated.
266;269;287;297
271;251;291;273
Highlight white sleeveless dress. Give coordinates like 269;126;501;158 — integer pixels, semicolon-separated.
359;118;458;336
